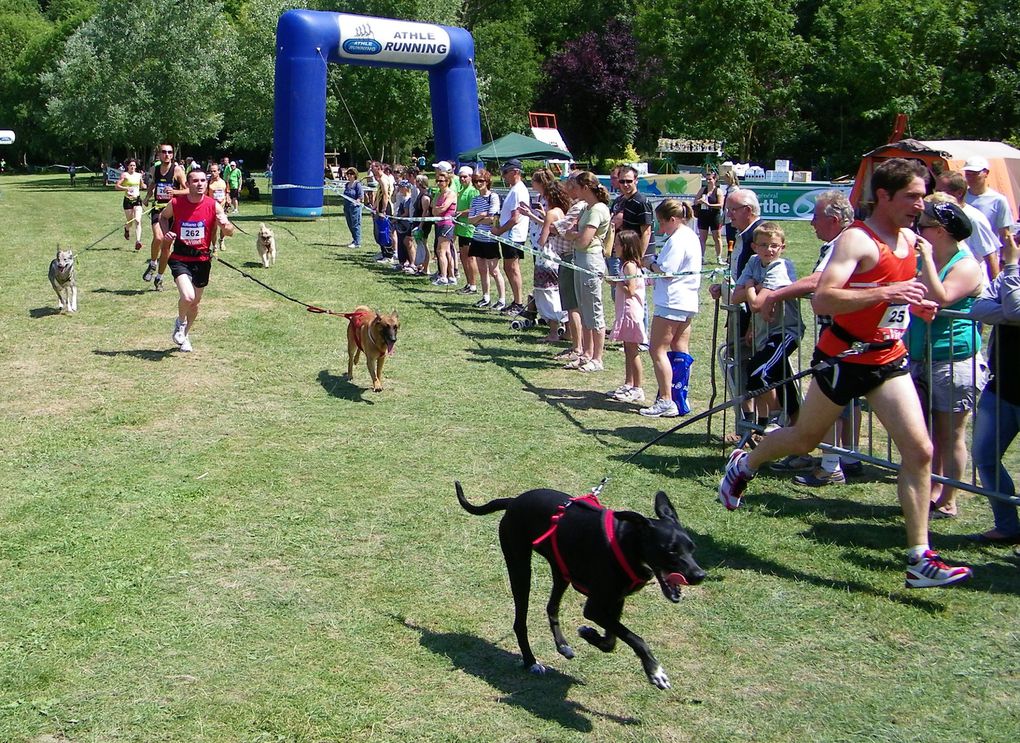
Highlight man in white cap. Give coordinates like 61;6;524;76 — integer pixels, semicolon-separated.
964;155;1016;279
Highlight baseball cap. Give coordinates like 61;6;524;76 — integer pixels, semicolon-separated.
432;160;453;173
962;156;989;173
398;179;412;189
230;160;237;167
922;200;973;241
501;158;522;173
457;165;474;176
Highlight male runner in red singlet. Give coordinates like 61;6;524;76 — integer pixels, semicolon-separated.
157;169;235;352
143;143;187;290
718;158;973;589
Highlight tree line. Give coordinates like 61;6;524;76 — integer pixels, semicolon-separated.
1;0;1016;175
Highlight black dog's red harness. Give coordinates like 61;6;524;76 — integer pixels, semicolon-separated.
532;493;647;595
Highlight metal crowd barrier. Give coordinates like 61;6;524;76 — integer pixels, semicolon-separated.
712;295;1020;506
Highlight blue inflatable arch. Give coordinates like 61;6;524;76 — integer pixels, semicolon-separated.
273;9;482;219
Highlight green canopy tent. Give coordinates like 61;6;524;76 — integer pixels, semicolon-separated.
458;132;572;163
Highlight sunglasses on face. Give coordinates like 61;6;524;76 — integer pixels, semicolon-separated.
618;179;635;184
160;150;173;154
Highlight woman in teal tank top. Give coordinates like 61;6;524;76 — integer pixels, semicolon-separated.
910;197;987;518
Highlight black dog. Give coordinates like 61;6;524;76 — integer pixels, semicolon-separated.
456;482;705;689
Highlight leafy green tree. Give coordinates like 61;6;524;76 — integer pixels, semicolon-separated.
937;0;1020;143
471;17;542;141
796;0;961;173
41;0;238;160
635;0;807;163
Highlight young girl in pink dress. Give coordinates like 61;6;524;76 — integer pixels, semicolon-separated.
607;229;648;404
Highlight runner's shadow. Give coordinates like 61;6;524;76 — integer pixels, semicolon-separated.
694;531;948;613
317;369;374;404
93;348;176;362
92;288;149;296
29;307;62;318
398;617;641;732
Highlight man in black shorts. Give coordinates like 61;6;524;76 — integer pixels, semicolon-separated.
718;158;973;589
157;169;234;352
143;143;187;290
489;159;529;314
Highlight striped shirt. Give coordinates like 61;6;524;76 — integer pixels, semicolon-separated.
468;192;500;242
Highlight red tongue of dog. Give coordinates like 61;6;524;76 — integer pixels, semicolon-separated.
386;343;396;357
664;573;688;588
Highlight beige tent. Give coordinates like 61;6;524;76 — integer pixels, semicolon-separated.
850;139;1020;220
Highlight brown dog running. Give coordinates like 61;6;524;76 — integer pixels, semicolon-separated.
344;306;399;392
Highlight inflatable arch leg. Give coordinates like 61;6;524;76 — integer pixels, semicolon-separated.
272;10;482;219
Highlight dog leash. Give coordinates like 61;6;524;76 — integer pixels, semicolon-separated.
589;343;877;497
214;256;345;316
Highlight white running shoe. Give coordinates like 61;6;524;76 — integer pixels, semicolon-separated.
639;397;679;418
179;336;193;352
172;317;188;346
619;387;646;403
606;384;630;398
905;550;972;589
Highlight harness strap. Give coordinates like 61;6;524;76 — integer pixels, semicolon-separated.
343;310;372;353
532;493;647;595
828;321;897;352
602;509;646;591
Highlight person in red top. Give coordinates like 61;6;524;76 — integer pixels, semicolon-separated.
157;169;235;352
718;158;973;589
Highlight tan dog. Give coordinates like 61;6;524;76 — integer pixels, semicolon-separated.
344;306;399;392
256;223;276;267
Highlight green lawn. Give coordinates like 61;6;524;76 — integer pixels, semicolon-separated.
1;174;1018;742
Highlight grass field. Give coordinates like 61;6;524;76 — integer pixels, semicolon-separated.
1;174;1018;743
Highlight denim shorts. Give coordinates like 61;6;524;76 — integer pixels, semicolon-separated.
910;355;988;413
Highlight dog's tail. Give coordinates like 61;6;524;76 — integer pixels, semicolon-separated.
456;481;512;516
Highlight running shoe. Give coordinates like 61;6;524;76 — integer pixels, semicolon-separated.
606;385;630;398
905;550;972;589
491;299;507;312
172;317;188;346
639;397;680;418
142;262;156;282
152;275;164;291
179;336;193;352
474;297;491;308
718;449;754;510
769;455;816;472
618;387;646;403
840;459;864;476
457;285;478;295
504;302;525;316
793;467;846;487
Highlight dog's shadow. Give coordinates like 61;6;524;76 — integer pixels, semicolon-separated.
29;306;62;318
93;348;176;362
317;369;374;404
398;617;640;732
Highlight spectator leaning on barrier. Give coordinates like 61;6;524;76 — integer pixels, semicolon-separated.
965;232;1020;545
761;190;862;485
908;195;985;520
454;165;479;295
490;158;530;315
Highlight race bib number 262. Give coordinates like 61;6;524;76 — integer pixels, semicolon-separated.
179;220;206;245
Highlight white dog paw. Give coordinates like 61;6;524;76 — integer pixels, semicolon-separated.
527;662;547;675
649;666;671;690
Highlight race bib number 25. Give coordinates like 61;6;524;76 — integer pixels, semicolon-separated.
878;304;909;339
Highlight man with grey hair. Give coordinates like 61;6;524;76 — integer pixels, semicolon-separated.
761;190;861;483
709;188;765;438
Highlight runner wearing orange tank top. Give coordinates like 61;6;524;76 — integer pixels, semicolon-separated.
716;158;972;589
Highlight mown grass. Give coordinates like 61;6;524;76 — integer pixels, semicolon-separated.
1;174;1018;742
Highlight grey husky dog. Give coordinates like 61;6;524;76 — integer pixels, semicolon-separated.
49;248;77;313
